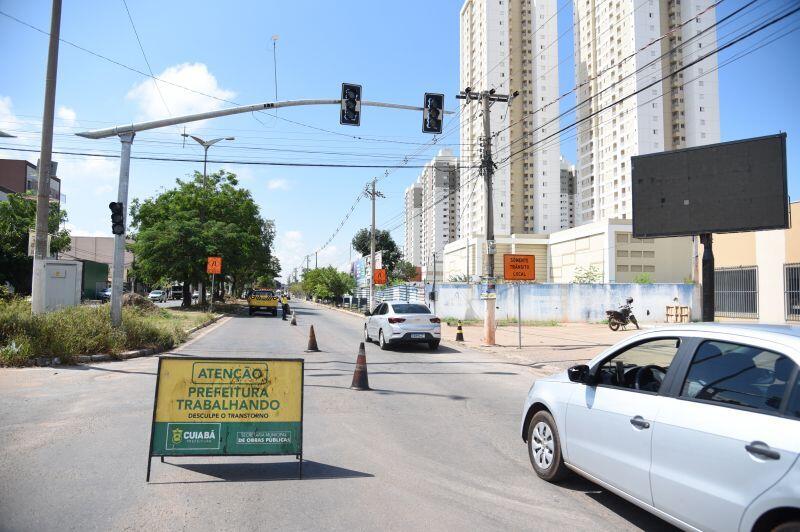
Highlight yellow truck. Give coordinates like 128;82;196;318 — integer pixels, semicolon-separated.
247;289;280;316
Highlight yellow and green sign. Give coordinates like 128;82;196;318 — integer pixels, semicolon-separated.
148;357;304;465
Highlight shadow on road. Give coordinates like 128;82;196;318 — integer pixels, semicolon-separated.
152;459;372;483
55;364;156;376
306;382;467;400
556;476;680;531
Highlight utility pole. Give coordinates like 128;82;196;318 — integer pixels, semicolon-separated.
306;255;310;272
457;88;515;345
315;251;318;269
183;135;234;306
31;0;62;315
363;178;385;311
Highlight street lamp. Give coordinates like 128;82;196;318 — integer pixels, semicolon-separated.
182;134;234;306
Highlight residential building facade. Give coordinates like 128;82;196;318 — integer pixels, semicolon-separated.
459;0;561;237
0;159;62;203
559;156;575;229
418;149;460;276
403;182;423;267
573;0;720;224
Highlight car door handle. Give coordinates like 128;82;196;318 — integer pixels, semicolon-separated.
745;441;780;460
630;416;650;429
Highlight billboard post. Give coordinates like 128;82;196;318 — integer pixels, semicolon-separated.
503;254;535;349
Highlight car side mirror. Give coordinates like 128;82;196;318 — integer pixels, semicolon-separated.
568;364;593;384
364;310;371;317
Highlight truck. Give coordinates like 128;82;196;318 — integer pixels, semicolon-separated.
170;284;183;300
247;289;280;316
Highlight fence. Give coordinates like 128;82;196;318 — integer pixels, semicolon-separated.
714;266;758;319
423;282;697;323
786;263;800;322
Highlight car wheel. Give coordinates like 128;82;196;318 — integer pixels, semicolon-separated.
528;410;567;482
428;340;440;351
379;330;389;350
364;326;372;343
248;308;254;316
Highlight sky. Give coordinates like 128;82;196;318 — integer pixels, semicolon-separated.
0;0;798;283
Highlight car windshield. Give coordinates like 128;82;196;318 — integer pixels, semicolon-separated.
151;291;162;294
253;290;274;296
391;304;431;314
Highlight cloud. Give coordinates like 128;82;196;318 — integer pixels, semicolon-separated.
267;178;289;190
126;63;236;128
57;106;77;126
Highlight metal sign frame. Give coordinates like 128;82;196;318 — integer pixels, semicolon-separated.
146;356;305;482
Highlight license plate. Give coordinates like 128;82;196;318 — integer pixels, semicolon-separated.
410;333;425;339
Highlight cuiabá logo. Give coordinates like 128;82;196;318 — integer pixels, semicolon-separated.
172;427;183;444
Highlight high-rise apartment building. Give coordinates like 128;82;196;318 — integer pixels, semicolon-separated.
402;150;460;276
559;156;576;229
419;149;460;273
459;0;561;237
403;182;423;267
573;0;720;224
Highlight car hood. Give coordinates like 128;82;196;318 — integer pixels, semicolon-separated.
537;370;570;384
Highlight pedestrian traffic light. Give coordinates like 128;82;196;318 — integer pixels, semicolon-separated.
109;201;124;235
340;83;362;126
423;92;444;134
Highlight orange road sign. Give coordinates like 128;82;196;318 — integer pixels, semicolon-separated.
373;268;387;285
503;254;535;281
207;256;222;275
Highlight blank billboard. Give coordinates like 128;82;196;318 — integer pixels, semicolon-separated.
631;133;788;238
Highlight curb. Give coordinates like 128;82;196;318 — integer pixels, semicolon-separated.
24;313;225;367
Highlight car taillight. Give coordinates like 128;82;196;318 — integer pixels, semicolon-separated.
388;317;406;324
430;317;441;323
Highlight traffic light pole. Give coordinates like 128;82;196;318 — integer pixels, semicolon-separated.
77;96;451;326
110;132;134;327
456;89;514;346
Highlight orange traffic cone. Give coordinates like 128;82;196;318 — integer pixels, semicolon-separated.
455;320;465;342
350;342;371;391
305;325;320;352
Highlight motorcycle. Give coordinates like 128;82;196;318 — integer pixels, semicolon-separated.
606;297;639;331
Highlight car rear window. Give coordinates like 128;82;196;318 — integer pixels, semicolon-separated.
391;304;430;314
253;290;274;296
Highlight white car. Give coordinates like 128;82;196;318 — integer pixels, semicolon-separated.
520;324;800;532
364;301;441;351
147;290;167;303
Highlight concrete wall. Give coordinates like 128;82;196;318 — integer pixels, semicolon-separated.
429;282;697;323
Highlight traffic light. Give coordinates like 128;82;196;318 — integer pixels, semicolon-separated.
109;202;124;235
340;83;362;126
423;92;444;134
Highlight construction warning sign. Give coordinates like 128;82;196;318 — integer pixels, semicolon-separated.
149;357;303;457
206;256;222;275
503;254;536;281
373;268;387;285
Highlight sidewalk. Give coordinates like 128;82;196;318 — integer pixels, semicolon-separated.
440;321;643;372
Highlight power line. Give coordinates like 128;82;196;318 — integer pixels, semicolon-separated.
0;145;482;169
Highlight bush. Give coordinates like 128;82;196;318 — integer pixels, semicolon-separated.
123;293;157;310
0;300;209;366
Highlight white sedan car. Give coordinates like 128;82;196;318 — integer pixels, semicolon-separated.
147;290;167;303
520;324;800;532
364;301;441;351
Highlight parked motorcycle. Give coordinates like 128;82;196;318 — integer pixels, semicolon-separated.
606;297;639;331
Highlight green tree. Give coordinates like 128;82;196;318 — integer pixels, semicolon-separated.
573;265;601;284
129;170;279;307
0;194;70;294
391;260;418;283
351;228;402;273
633;272;653;284
301;267;355;302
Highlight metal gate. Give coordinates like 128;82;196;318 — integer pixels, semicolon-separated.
715;266;758;319
786;263;800;322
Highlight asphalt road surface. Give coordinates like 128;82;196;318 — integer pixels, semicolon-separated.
0;301;677;531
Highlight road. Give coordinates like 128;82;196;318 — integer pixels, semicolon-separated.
0;301;676;531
